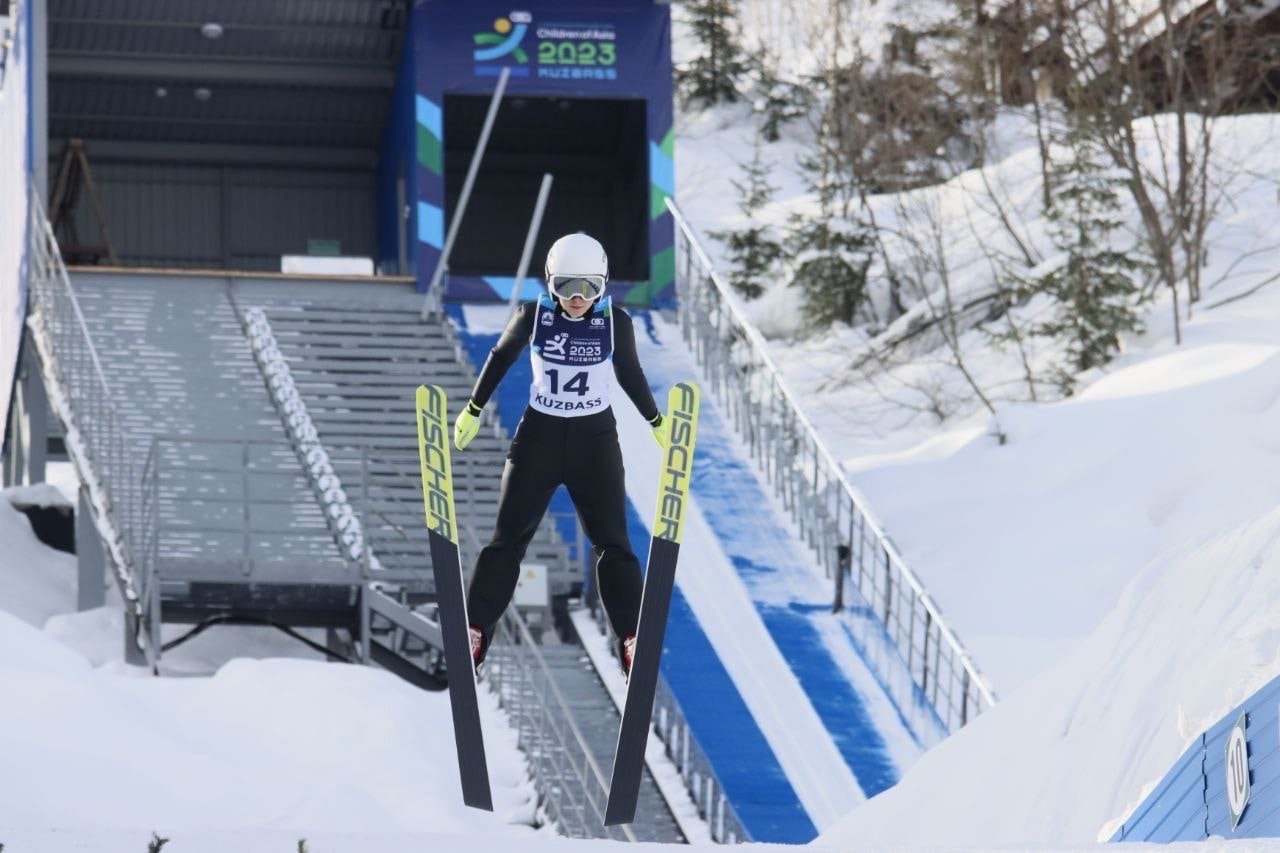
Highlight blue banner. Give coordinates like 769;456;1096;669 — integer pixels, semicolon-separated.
414;2;674;307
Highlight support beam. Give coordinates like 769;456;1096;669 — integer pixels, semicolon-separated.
123;608;147;666
50;53;395;89
46;138;378;169
76;486;106;611
20;336;48;485
48;16;400;38
2;386;22;487
423;67;510;317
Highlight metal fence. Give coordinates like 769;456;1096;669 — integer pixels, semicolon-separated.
485;608;638;841
134;431;642;842
24;182;151;659
138;436;354;570
581;604;749;843
317;444;568;591
241;306;380;571
653;676;746;843
667;198;997;732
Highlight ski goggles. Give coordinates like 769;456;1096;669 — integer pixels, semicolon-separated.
548;274;606;301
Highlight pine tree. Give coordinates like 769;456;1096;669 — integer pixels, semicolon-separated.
1031;118;1148;390
676;0;748;107
785;116;875;331
743;42;811;142
711;134;784;299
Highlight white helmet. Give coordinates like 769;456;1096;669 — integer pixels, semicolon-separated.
545;233;608;301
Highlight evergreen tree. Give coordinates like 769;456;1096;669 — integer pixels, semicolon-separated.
676;0;748;107
785;116;875;331
743;42;811;142
1031;119;1148;390
711;134;784;299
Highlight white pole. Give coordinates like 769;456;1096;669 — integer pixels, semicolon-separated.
421;66;511;318
508;173;554;314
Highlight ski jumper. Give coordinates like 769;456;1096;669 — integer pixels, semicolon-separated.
465;295;661;648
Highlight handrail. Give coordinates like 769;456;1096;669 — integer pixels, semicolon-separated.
334;445;494;580
442;519;632;839
25;200;663;836
24;179;150;656
138;435;355;580
666;197;996;730
488;607;638;841
582;603;748;842
240;306;380;572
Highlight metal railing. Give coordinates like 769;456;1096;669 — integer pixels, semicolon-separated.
653;677;747;843
329;446;425;576
667;198;997;732
582;604;748;843
322;445;541;582
24;181;151;659
136;429;634;839
138;435;354;577
241;306;380;571
485;606;638;841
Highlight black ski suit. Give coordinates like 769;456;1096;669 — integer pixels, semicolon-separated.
464;299;661;653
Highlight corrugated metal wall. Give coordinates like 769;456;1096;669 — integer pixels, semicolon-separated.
58;159;375;271
1113;674;1280;842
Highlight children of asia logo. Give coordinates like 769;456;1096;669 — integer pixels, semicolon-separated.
473;11;531;63
471;10;620;81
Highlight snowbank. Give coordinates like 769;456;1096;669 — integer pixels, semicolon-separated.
822;503;1280;846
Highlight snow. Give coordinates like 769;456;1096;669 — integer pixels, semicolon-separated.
0;485;548;850
659;8;1280;837
808;278;1280;844
6;3;1280;850
1;479;875;853
674;86;1280;687
823;504;1280;847
0;486;75;629
3;481;72;509
668;65;1280;852
11;234;1280;847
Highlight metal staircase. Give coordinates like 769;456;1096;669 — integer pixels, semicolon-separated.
234;288;575;598
229;284;685;841
54;270;358;634
21;202;689;839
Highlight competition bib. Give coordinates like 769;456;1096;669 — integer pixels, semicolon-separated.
528;293;615;417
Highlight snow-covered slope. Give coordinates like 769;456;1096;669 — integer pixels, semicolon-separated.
675;94;1280;843
822;501;1280;846
0;492;545;848
679;110;1280;695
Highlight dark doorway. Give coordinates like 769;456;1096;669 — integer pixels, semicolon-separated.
443;95;649;281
